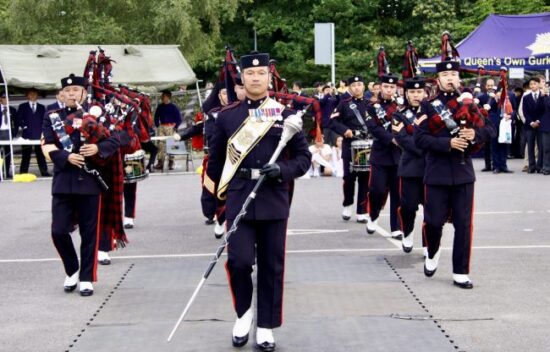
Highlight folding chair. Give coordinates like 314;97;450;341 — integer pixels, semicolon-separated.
165;137;195;172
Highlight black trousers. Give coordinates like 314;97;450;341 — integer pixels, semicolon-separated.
201;186;217;220
541;131;550;172
423;183;474;275
526;129;543;170
51;194;100;282
483;142;492;169
141;140;158;169
367;164;400;231
398;177;424;240
342;157;369;214
124;182;137;218
20;145;48;175
226;219;287;328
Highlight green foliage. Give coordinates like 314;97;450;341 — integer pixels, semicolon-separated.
0;0;548;85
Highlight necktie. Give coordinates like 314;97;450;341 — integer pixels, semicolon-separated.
2;107;7;127
534;93;538;101
31;103;36;113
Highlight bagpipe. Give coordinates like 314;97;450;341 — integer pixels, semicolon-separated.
377;46;390;80
402;40;421;79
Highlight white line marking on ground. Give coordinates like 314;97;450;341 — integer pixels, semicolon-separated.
287;229;349;236
375;226;402;249
3;245;550;264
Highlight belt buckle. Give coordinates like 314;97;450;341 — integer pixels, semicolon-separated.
250;169;261;180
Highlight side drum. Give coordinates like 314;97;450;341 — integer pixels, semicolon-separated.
350;139;372;172
123;150;148;183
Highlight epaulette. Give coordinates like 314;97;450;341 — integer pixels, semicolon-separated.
219;101;241;113
342;96;353;103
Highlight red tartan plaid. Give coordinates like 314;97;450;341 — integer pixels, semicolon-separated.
98;150;127;249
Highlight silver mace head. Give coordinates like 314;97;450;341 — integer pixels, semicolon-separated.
280;110;304;144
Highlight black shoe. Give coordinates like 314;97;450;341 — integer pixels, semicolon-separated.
392;234;403;241
124;223;134;229
453;280;474;289
424;264;437;277
356;218;367;223
80;289;94;297
99;259;111;265
481;167;492;172
492;169;501;174
528;168;536;174
501;169;514;173
402;244;413;253
543;171;550;176
232;333;249;348
536;169;542;174
41;172;52;177
205;218;215;225
256;341;276;351
64;284;77;293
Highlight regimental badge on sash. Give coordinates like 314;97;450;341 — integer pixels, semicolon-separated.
216;98;285;200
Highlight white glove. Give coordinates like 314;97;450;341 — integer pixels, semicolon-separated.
483;104;491;111
173;132;181;141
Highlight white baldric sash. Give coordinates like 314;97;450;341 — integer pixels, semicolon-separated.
217;98;285;200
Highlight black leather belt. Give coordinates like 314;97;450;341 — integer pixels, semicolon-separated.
236;168;261;180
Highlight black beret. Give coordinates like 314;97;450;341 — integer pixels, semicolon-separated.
347;75;364;85
404;77;426;90
61;74;86;88
381;74;399;84
240;53;270;69
436;60;460;73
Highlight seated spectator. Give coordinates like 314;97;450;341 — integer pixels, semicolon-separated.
331;136;344;177
308;135;333;177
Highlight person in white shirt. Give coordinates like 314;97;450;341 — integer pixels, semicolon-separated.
308;135;333;177
331;136;344;177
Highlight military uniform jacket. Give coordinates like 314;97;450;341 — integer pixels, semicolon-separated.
365;97;401;166
206;97;311;221
329;96;370;160
414;91;496;186
394;105;425;178
42;108;120;195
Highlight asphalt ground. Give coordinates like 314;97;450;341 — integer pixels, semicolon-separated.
0;158;549;352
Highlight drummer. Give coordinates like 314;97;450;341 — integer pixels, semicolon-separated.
329;75;371;223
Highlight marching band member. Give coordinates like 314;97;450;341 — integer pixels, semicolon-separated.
42;74;120;296
205;52;310;351
414;60;495;289
365;74;403;238
329;75;371;222
392;77;428;254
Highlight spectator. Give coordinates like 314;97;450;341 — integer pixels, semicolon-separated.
369;82;381;103
313;82;324;99
308;135;333;177
489;90;513;173
331;136;344;177
292;81;308;111
0;92;18;179
478;79;497;171
365;82;375;100
319;85;339;145
510;86;524;158
46;89;65;111
337;79;348;95
539;81;550;175
154;90;182;171
18;88;49;176
521;77;544;173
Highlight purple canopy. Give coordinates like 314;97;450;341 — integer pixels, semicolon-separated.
420;13;550;72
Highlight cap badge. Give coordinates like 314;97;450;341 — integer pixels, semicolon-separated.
414;83;419;88
67;79;72;84
389;78;394;83
252;59;259;66
354;77;359;81
446;63;452;69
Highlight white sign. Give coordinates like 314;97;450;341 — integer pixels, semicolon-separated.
509;67;525;79
314;23;333;65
